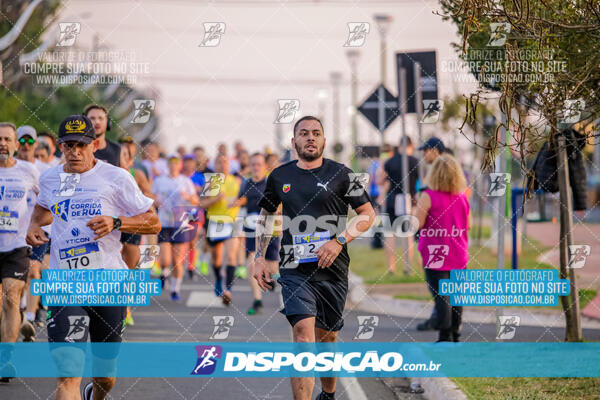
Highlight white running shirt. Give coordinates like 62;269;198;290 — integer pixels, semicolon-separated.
152;174;196;228
37;160;154;270
0;160;40;252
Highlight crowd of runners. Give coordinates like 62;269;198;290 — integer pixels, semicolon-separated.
0;104;471;400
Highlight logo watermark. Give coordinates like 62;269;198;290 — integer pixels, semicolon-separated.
57;23;81;47
210;316;234;339
420;100;443;124
344;23;370;47
58;173;80;197
487;173;510;196
274;100;300;124
496;315;520;340
568;245;590;269
199;23;226;47
131;100;155;124
345;173;369;197
354;316;378;340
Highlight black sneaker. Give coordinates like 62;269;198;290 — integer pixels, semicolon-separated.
416;319;436;331
82;381;93;400
247;300;263;315
187;269;194;280
35;308;46;327
315;391;335;400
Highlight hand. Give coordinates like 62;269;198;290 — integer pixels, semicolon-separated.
227;199;238;208
316;239;343;268
253;255;275;291
26;225;49;247
86;216;115;240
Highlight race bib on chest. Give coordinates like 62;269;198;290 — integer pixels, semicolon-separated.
0;210;18;233
207;219;233;240
293;231;330;263
58;242;103;269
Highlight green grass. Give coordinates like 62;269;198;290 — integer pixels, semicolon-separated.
452;377;600;400
393;293;432;301
348;238;553;285
578;289;597;310
469;224;492;240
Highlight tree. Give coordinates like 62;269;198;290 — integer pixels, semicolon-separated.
439;0;600;341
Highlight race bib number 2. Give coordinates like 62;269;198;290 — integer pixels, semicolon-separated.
58;242;102;269
0;210;18;233
293;231;330;263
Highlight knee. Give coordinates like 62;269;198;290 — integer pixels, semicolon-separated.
293;323;315;343
2;281;24;308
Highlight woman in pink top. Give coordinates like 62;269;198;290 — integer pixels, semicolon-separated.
414;154;471;342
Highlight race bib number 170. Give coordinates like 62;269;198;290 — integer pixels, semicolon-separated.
58;242;103;269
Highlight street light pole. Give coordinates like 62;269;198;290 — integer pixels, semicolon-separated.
346;49;361;171
374;14;393;146
330;72;342;162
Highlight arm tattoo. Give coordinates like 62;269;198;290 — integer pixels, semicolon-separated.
255;208;276;259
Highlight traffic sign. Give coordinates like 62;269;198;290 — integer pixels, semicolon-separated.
396;51;438;114
357;84;399;133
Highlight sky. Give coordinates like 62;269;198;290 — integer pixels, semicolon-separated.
59;0;478;160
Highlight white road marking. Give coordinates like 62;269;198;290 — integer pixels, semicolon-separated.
339;377;369;400
186;291;226;308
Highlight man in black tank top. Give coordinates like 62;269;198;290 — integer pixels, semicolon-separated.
254;116;376;400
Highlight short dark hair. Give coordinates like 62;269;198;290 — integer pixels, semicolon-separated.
250;152;265;160
400;136;413;147
38;131;57;146
293;115;324;136
35;141;51;155
83;103;109;117
192;146;204;152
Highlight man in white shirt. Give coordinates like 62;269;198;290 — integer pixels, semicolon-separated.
15;125;51;340
26;115;161;400
0;122;40;356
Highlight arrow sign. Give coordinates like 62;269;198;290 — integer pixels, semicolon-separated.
357;84;399;133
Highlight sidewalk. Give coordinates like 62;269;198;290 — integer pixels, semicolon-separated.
526;221;600;319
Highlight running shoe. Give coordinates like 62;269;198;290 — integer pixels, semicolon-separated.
20;319;35;342
125;309;135;326
82;381;93;400
247;299;263;315
235;265;247;279
160;275;166;289
171;292;181;302
222;290;232;306
315;391;335;400
187;269;194;280
0;363;16;383
200;261;209;275
34;308;46;327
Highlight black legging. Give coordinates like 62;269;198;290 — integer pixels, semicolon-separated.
424;268;463;341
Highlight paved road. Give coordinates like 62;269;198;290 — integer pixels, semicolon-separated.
2;272;599;399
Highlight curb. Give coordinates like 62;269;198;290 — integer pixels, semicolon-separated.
347;272;468;400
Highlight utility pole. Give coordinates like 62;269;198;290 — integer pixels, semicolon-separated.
330;72;342;162
346;49;360;171
374;14;393;146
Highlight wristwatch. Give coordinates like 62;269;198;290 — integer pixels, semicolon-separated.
112;217;122;231
335;235;347;246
